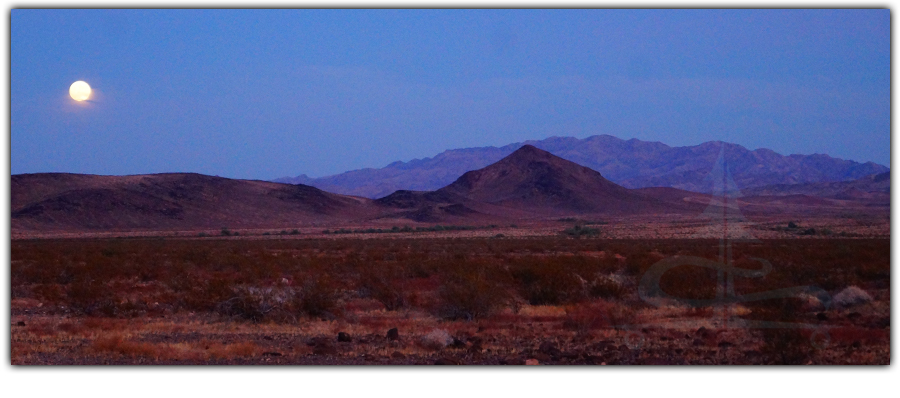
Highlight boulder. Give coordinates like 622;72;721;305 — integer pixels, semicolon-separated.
833;286;873;308
420;329;453;350
387;328;400;341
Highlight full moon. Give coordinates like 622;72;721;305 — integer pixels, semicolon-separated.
69;81;91;101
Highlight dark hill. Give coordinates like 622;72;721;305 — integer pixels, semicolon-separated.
437;145;674;215
11;173;380;231
373;190;482;222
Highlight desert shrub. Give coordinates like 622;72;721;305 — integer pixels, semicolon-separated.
512;259;587;305
92;334;161;359
759;328;814;364
562;302;611;334
67;276;117;316
622;250;661;276
10;237;889;327
172;273;236;312
588;275;627;300
33;283;66;303
207;341;260;359
438;263;511;320
655;263;719;302
358;266;408;311
562;225;600;238
563;301;637;334
296;276;340;320
217;286;297;323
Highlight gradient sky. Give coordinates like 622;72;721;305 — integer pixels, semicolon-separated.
11;9;890;180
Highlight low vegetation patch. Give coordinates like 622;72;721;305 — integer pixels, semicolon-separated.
11;236;889;364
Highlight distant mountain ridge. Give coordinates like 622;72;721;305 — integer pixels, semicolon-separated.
742;171;890;200
12;149;887;233
374;145;698;221
275;135;888;198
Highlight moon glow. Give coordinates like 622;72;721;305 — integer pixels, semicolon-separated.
69;81;92;101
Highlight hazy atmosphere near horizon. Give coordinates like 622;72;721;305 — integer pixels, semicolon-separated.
11;9;890;180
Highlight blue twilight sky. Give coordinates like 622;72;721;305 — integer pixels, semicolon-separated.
11;9;890;180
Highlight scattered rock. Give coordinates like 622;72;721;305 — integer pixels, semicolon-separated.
640;357;675;365
525;358;540;365
591;340;615;351
798;292;829;312
833;286;873;308
313;345;337;356
468;337;484;353
581;354;603;365
434;357;459;365
337;332;352;342
695;327;712;338
532;352;551;362
500;356;525;365
309;337;338;356
387;328;400;341
539;341;558;354
420;329;453;350
450;337;466;349
538;341;562;359
306;336;329;346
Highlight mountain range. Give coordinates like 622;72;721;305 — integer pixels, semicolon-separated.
12;146;699;232
12;143;889;233
276;135;888;199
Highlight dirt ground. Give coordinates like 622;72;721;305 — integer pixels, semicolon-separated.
10;215;890;365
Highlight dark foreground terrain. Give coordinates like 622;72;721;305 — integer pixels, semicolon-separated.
11;233;889;365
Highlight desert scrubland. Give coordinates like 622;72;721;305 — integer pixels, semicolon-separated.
11;217;889;365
